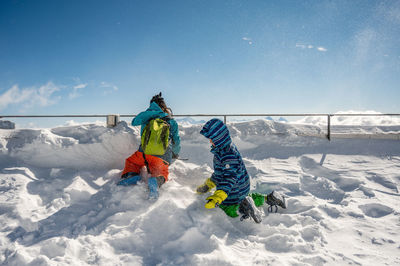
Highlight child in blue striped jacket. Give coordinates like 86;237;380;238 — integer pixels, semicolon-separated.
196;118;286;223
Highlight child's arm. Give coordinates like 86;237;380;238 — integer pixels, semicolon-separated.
205;190;228;208
196;177;216;194
204;164;239;209
169;119;181;156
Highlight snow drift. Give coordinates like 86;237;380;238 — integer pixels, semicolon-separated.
0;119;399;265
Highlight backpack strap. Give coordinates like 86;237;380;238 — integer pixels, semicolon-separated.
142;152;151;175
142;122;152;152
160;120;170;150
161;116;174;145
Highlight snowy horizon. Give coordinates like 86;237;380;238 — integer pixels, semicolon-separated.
2;110;400;130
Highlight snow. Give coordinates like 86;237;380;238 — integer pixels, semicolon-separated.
1;117;400;265
0;120;15;129
295;110;400;126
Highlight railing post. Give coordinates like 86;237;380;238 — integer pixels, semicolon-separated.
224;115;227;124
107;114;120;128
327;115;331;141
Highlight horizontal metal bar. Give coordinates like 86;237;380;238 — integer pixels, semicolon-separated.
2;113;400;118
0;115;109;118
172;113;400;117
298;133;400;140
326;114;400;117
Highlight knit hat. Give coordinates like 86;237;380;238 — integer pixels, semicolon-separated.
150;92;167;111
200;118;231;148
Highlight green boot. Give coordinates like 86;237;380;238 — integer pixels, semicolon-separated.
219;204;239;218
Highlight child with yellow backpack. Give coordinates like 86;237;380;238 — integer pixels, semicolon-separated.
118;93;181;200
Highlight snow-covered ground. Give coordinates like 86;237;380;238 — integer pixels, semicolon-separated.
0;117;399;265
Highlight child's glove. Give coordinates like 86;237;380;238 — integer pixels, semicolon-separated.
196;178;216;194
205;190;228;209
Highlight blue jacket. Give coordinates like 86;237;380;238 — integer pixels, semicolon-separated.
132;102;181;164
200;118;250;205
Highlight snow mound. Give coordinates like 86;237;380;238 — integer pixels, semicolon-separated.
1;121;138;169
0;120;15;129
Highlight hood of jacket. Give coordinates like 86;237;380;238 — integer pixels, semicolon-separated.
132;102;168;127
200;118;232;149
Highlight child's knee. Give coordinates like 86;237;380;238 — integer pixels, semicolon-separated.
250;193;265;207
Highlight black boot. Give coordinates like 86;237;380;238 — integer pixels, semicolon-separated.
239;196;262;223
265;191;286;213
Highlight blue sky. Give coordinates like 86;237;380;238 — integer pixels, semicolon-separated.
0;0;399;126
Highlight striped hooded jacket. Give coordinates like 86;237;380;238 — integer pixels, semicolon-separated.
200;119;250;205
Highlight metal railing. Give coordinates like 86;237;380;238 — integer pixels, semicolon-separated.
1;113;400;140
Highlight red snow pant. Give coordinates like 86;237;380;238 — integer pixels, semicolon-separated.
121;151;169;182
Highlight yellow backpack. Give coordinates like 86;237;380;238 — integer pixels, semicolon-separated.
141;118;170;155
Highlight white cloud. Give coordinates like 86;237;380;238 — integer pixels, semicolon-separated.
242;37;253;45
74;83;88;90
0;82;60;111
69;83;88;99
0;85;32;110
296;43;327;52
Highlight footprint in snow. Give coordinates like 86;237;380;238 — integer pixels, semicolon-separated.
358;203;393;218
300;175;345;204
366;173;398;193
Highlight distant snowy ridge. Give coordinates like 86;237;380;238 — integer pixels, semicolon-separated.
174;110;399;127
175;117;206;126
295;110;400;126
1;110;399;130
